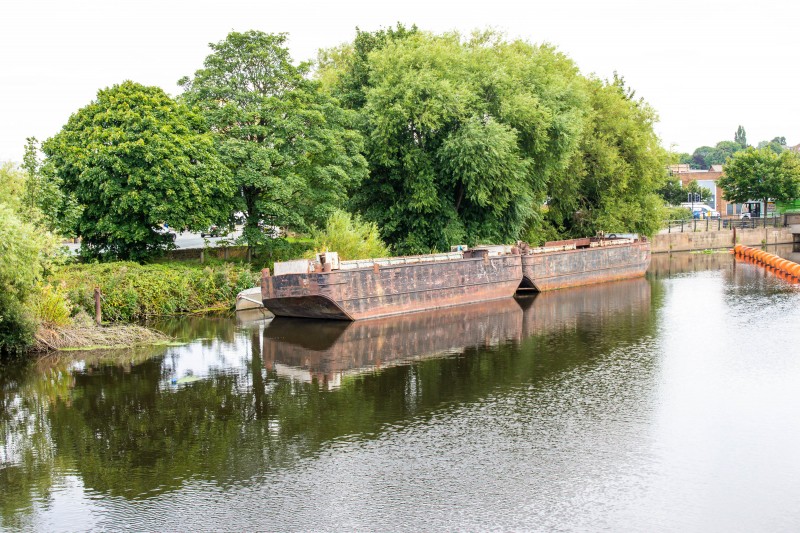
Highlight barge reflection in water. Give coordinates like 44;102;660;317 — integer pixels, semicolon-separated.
262;277;651;389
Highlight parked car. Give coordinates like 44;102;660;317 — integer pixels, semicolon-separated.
155;225;177;241
740;212;751;220
691;206;720;219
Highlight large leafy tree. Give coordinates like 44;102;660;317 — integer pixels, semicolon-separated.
720;147;800;212
546;75;668;238
43;81;233;261
323;31;585;253
179;31;368;248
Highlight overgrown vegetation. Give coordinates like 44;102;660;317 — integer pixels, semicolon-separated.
307;209;391;260
0;164;59;355
49;262;259;322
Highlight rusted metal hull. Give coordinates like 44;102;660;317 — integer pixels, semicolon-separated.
262;254;523;321
521;241;650;291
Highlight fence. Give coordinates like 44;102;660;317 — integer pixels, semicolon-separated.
663;216;786;233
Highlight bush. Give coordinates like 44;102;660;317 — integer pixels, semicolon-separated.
0;202;55;354
666;206;693;221
48;262;259;322
308;210;390;261
33;284;73;327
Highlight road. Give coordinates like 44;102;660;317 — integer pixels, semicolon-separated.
63;229;245;254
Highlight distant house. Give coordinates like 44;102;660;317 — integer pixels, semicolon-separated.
790;143;800;153
668;164;692;174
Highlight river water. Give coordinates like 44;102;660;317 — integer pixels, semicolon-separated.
2;249;800;531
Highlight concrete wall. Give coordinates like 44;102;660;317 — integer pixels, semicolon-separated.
652;227;794;253
165;246;249;261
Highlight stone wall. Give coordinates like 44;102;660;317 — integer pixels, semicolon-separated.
652;227;794;253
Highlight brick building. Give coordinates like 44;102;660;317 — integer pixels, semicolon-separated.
668;164;747;216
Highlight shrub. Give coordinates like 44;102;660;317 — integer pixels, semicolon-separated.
308;210;390;261
48;262;259;322
666;206;693;221
33;284;73;327
0;203;55;354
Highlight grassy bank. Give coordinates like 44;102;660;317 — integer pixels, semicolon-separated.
48;261;259;322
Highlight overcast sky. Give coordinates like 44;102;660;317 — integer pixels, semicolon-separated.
2;0;798;163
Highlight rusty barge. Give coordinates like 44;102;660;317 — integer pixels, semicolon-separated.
261;248;522;320
260;237;649;321
518;237;651;292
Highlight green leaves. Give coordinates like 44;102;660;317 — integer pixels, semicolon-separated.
324;30;661;252
720;148;800;205
180;31;368;247
43;81;233;261
547;77;667;238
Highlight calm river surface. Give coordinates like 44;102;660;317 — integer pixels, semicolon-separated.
3;248;800;531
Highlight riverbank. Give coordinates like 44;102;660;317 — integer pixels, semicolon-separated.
49;261;259;322
21;260;260;353
35;318;169;352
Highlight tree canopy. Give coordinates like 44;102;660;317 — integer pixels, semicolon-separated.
179;30;368;248
719;147;800;207
319;30;667;252
43;81;233;261
546;75;667;238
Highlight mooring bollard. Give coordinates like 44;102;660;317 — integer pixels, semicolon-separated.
94;287;102;326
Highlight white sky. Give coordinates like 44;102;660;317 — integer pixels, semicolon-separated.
2;0;798;163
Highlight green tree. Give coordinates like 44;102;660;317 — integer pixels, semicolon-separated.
734;125;747;147
757;136;787;154
316;23;419;110
179;31;368;250
323;31;585;253
677;152;695;167
714;140;745;162
685;180;713;203
720;148;800;215
21;137;82;236
43;81;233;261
0;203;52;354
658;177;686;205
0;163;60;353
547;75;667;238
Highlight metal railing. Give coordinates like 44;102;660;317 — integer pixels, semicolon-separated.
662;215;786;233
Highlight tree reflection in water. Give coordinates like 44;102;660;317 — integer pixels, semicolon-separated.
0;277;657;527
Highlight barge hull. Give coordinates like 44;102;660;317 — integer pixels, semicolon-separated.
521;242;650;291
263;255;522;321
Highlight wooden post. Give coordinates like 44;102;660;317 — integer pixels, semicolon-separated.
200;249;205;264
94;287;102;326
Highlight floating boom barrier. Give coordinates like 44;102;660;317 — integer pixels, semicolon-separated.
733;244;800;281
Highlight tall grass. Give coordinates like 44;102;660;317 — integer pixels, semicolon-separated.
48;262;259;322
